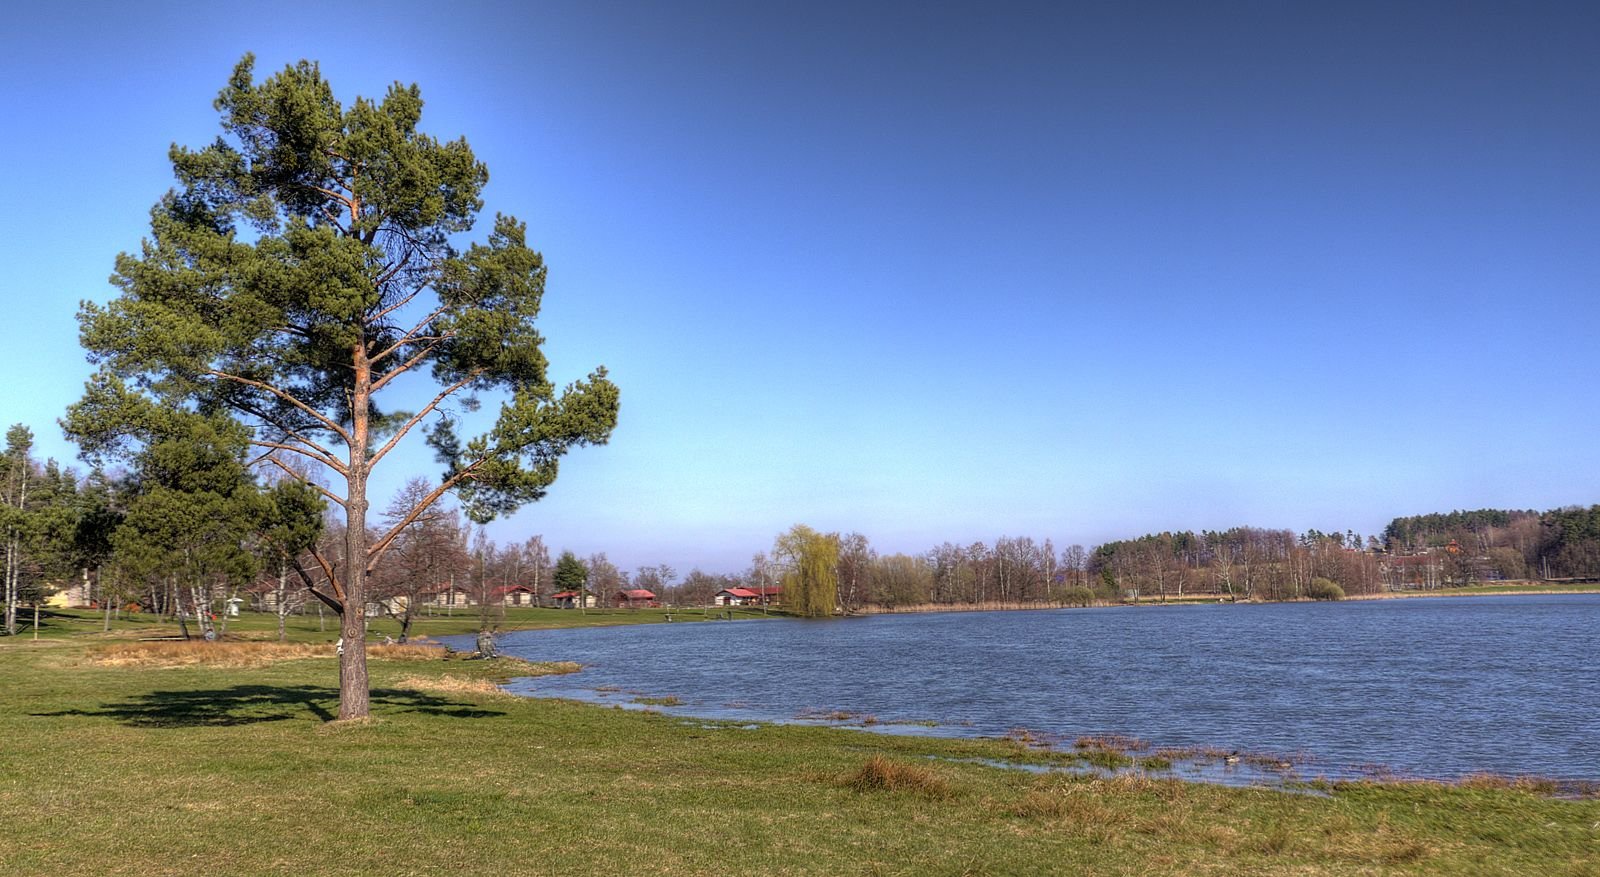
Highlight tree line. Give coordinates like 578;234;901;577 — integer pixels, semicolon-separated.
9;417;1600;634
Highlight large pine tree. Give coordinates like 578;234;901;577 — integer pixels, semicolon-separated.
68;56;620;718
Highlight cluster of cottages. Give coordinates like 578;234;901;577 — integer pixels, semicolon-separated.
415;583;783;610
710;585;782;606
420;584;657;609
51;580;786;615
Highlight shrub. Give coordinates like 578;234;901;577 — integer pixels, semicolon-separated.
1063;586;1096;607
845;755;952;799
1307;578;1345;601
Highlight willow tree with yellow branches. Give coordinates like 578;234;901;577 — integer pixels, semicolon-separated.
775;524;840;617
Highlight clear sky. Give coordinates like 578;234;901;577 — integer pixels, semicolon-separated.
2;1;1596;574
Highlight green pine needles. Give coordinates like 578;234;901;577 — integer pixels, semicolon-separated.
67;55;620;718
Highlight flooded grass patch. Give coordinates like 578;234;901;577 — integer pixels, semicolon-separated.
796;707;880;725
632;695;682;707
1074;734;1151;753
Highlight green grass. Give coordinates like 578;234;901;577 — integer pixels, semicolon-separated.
25;604;782;643
1438;580;1600;595
0;634;1596;875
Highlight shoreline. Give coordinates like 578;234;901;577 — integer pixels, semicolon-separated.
847;584;1600;616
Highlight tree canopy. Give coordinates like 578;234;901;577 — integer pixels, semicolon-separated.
67;55;619;718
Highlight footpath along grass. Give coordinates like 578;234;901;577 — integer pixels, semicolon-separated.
1;639;1597;875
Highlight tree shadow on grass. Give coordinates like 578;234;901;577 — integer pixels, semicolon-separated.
34;685;504;727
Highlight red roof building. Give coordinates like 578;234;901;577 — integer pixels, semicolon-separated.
714;586;781;606
614;588;658;608
550;590;596;609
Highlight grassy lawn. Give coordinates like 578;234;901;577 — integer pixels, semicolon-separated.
1433;581;1600;595
1352;581;1600;600
0;633;1595;876
24;604;782;643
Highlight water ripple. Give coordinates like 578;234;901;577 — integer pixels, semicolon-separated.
489;595;1600;782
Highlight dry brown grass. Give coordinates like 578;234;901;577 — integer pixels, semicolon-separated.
1456;772;1567;795
393;674;511;699
366;643;448;661
84;640;443;669
846;754;954;799
1003;777;1146;845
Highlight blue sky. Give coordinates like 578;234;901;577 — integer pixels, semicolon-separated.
2;1;1596;573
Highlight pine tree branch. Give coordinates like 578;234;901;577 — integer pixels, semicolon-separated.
262;456;347;508
249;439;348;478
233;400;349;476
370;257;418;308
305;546;345;605
370;307;452;371
366;461;484;572
366;371;479;469
289;555;343;614
311;185;354;209
207;370;354;446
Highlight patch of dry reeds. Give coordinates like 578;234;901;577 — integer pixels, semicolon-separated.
85;640;444;669
846;754;953;799
1456;773;1564;795
367;644;446;661
394;674;511;699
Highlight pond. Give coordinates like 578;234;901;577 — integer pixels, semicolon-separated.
484;594;1600;783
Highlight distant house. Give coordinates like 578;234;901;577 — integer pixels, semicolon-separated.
490;585;538;607
369;595;410;617
614;588;657;608
45;580;94;609
425;585;475;607
717;585;782;607
551;590;597;609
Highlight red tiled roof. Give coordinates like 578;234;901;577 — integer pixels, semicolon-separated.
718;588;760;598
551;591;582;599
620;589;656;599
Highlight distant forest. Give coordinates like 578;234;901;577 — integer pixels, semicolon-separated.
1076;505;1600;605
735;505;1600;610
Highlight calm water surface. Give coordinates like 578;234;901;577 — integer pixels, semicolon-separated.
490;595;1600;781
